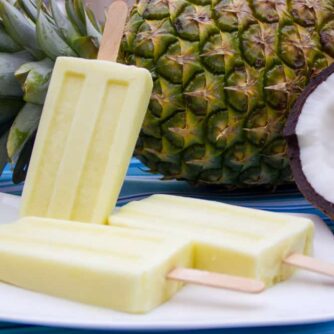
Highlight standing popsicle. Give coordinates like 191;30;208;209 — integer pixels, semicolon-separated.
21;1;151;224
109;194;334;286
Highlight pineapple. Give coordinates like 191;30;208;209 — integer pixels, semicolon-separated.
121;0;334;187
0;0;102;183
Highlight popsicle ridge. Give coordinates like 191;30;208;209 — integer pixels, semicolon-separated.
109;195;314;251
21;73;85;215
0;219;174;262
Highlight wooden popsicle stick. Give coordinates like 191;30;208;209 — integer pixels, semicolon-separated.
284;253;334;278
97;0;128;62
167;268;265;294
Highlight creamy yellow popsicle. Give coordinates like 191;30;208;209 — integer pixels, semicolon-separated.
0;217;191;313
109;194;314;286
21;57;153;224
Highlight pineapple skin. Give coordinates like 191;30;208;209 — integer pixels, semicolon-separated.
121;0;334;187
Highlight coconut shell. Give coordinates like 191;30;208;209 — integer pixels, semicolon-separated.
284;63;334;219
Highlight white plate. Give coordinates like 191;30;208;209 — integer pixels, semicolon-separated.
1;192;334;330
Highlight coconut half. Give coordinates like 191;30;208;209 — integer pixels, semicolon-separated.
284;64;334;218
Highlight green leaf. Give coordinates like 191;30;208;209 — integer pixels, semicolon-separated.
0;130;9;175
36;9;77;60
84;9;101;47
0;22;22;52
0;98;24;123
15;58;53;104
50;0;80;40
71;36;98;58
12;129;35;183
65;0;85;35
51;0;100;58
17;0;38;22
18;0;54;24
7;102;42;161
0;51;33;98
73;0;86;27
0;0;45;59
86;7;103;32
49;0;95;58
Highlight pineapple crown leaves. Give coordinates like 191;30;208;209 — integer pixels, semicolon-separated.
6;102;42;162
36;0;102;60
0;0;102;183
36;7;78;59
64;0;102;45
65;0;86;34
15;58;53;104
28;0;102;100
17;0;49;22
0;0;45;59
0;99;24;173
50;0;101;58
11;127;35;183
0;22;21;52
0;51;34;98
0;0;102;61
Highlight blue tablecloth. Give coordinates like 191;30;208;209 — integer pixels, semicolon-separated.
1;158;334;333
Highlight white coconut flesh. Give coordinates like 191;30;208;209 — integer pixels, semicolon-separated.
295;73;334;203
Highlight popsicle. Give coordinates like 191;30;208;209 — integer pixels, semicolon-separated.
0;217;264;313
109;194;317;286
21;1;152;224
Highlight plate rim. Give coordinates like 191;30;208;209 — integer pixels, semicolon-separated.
1;311;334;331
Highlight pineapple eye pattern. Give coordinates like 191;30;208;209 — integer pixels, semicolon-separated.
123;0;334;186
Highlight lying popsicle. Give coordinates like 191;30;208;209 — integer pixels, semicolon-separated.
108;194;334;286
21;1;151;224
0;217;264;313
